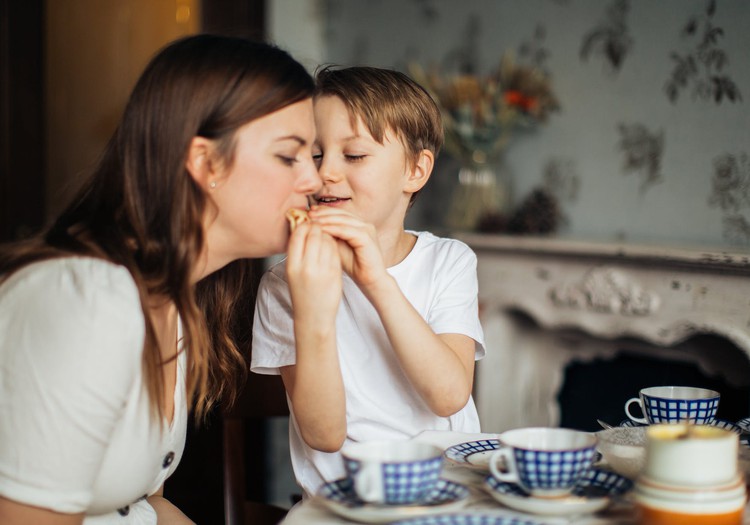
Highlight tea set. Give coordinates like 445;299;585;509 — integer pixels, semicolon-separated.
316;385;749;525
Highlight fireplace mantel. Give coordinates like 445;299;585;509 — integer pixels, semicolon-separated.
455;233;750;433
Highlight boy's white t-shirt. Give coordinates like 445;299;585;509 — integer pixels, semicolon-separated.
251;231;486;496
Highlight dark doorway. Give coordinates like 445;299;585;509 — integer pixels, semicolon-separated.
0;0;46;242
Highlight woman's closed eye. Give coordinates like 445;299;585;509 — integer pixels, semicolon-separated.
277;155;299;166
344;154;366;162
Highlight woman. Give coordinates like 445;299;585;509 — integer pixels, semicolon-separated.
0;34;328;524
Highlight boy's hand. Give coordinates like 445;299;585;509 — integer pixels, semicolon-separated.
285;220;342;327
307;206;388;290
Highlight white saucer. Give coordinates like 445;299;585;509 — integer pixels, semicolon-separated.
620;418;743;433
483;467;633;516
444;439;500;472
391;514;545;525
316;477;469;524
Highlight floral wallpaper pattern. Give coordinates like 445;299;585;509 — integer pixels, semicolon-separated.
580;0;633;73
323;0;750;248
665;0;742;104
709;152;750;243
617;123;665;195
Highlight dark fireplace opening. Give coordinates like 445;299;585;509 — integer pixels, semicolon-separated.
557;335;750;433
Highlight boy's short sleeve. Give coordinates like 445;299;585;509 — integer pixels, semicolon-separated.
422;241;486;360
251;264;298;375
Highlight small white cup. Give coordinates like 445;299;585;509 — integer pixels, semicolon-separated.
488;427;597;498
644;423;739;488
341;440;444;505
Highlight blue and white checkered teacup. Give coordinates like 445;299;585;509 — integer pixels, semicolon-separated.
341;440;444;505
624;386;720;425
489;427;597;498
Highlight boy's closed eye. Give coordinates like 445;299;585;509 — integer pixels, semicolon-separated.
310;149;367;166
312;148;323;167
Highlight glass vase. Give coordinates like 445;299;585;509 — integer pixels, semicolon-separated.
446;159;512;232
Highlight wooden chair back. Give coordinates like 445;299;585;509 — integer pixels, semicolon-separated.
223;373;290;525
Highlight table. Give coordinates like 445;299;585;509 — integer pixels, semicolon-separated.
279;431;648;524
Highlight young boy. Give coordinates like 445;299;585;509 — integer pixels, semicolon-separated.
251;66;486;497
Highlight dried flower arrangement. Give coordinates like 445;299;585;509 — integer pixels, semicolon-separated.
407;22;562;233
409;53;560;169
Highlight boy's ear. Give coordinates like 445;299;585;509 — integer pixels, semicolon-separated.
186;136;220;190
405;149;434;193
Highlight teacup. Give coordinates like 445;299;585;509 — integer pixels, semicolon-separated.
488;427;597;498
624;386;720;425
341;440;444;505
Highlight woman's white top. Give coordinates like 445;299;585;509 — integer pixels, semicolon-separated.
0;257;187;523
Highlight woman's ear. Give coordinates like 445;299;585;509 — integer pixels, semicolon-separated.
186;136;219;190
405;149;434;193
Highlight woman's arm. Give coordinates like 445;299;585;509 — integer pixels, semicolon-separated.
147;485;194;524
0;498;83;525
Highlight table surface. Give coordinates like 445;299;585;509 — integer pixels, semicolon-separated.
280;430;750;525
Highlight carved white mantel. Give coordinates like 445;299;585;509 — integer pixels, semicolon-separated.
456;233;750;434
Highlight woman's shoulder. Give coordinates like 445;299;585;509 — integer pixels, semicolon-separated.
1;256;145;372
5;256;137;292
1;256;142;321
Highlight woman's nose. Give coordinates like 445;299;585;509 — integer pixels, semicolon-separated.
297;159;323;195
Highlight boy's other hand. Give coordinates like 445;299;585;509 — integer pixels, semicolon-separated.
286;220;342;327
307;206;388;291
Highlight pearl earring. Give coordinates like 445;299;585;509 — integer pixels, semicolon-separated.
209;181;217;189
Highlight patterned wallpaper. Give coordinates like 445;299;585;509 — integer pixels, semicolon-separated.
322;0;750;248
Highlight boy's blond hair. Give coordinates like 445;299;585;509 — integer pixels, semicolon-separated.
314;65;444;203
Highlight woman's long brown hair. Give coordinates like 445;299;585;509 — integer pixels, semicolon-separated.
0;35;314;422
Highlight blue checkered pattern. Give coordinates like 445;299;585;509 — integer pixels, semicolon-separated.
512;446;596;491
572;467;633;497
485;466;632;500
445;439;500;464
643;394;719;423
391;514;541;525
319;477;468;508
343;455;444;505
319;477;354;504
735;417;750;446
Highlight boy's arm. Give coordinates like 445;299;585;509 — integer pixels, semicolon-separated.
311;208;476;417
282;221;347;452
363;275;476;417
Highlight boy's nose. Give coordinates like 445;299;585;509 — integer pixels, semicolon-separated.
318;161;344;184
